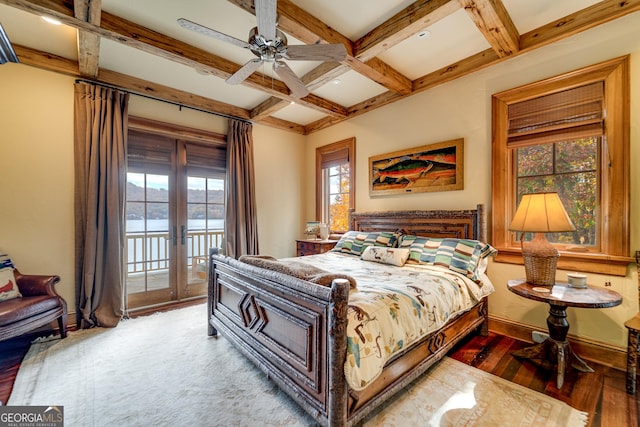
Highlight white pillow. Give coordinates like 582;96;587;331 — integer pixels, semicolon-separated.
0;267;22;302
361;246;410;267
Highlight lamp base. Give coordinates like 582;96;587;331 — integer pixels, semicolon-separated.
522;233;559;286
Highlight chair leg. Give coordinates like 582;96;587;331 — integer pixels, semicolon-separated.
57;312;68;339
627;329;638;394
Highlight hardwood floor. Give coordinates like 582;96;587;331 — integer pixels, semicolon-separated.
449;332;639;427
1;330;638;426
0;334;33;406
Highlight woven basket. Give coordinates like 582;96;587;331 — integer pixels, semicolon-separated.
522;252;559;286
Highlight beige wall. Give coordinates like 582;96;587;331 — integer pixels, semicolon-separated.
0;64;304;321
0;65;75;307
1;13;639;348
304;14;640;350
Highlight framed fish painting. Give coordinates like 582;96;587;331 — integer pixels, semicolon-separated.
369;138;464;196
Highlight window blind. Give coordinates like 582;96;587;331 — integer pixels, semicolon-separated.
320;146;349;169
127;130;173;170
128;131;226;177
185;142;226;177
507;81;604;147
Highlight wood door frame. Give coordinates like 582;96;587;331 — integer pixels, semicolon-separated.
127;116;226;308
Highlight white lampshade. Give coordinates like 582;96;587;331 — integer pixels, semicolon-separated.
509;192;576;233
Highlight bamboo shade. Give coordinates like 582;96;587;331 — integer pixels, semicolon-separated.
185;142;226;177
128;130;226;177
320;146;349;169
507;82;604;147
127;130;173;169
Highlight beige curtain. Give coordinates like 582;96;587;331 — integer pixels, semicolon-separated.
74;82;129;328
225;119;259;258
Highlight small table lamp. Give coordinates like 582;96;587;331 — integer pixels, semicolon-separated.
509;192;576;286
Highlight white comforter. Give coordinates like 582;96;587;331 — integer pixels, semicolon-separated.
282;251;494;391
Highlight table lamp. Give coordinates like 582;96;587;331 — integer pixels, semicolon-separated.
509;192;576;285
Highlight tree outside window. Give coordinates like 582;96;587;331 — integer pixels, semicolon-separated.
491;56;631;275
327;164;350;231
316;138;355;233
515;137;598;247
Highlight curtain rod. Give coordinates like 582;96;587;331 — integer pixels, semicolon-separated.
74;78;252;125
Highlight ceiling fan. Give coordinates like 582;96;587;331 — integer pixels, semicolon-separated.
177;0;347;98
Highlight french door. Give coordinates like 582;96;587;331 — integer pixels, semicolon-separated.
125;128;225;310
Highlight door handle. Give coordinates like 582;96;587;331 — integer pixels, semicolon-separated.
172;226;177;246
181;225;186;245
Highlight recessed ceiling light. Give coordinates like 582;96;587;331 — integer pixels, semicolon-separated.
332;79;342;85
42;16;62;25
417;30;431;39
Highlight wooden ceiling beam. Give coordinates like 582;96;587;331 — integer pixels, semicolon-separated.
343;56;412;94
5;0;640;135
226;0;353;53
74;0;101;78
12;44;306;134
259;116;307;134
227;0;412;95
519;0;640;51
250;96;288;120
458;0;519;57
0;0;347;118
13;43;80;75
100;10;347;117
251;62;350;120
307;0;640;133
354;0;460;61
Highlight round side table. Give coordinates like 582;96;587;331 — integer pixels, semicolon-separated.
508;279;622;389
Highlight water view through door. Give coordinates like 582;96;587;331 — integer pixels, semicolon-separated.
125;130;226;310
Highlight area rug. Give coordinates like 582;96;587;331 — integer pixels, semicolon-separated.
8;304;588;426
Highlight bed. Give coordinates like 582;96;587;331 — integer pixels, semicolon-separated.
207;205;494;426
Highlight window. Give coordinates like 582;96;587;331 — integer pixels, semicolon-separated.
316;137;355;232
491;56;631;275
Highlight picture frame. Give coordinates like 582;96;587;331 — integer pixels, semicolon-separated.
304;221;320;239
369;138;464;196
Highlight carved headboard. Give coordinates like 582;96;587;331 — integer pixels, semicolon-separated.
349;204;486;242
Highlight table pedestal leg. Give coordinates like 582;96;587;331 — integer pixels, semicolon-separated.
512;303;593;388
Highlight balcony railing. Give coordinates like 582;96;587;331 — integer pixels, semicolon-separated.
126;230;224;274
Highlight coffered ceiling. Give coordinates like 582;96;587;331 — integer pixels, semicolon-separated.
1;0;639;134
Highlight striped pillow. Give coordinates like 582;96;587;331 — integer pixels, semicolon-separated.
400;236;496;281
331;231;400;256
0;251;15;270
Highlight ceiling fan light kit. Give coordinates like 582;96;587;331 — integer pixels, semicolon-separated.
178;0;346;98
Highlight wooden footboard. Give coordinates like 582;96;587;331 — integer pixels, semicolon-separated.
208;250;488;426
208;251;351;425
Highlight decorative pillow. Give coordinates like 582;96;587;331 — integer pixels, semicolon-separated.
398;234;437;264
361;246;410;267
0;267;22;302
331;231;400;256
0;251;15;270
400;236;497;281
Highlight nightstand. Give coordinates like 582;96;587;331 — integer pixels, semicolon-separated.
295;239;338;257
508;279;622;389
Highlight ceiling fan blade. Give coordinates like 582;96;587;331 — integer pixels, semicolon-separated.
274;61;309;98
285;44;347;62
227;59;263;85
177;18;251;50
255;0;277;41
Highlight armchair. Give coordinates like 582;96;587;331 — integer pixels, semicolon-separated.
0;269;67;342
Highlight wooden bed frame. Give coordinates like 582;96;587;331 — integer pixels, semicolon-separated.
207;205;489;426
